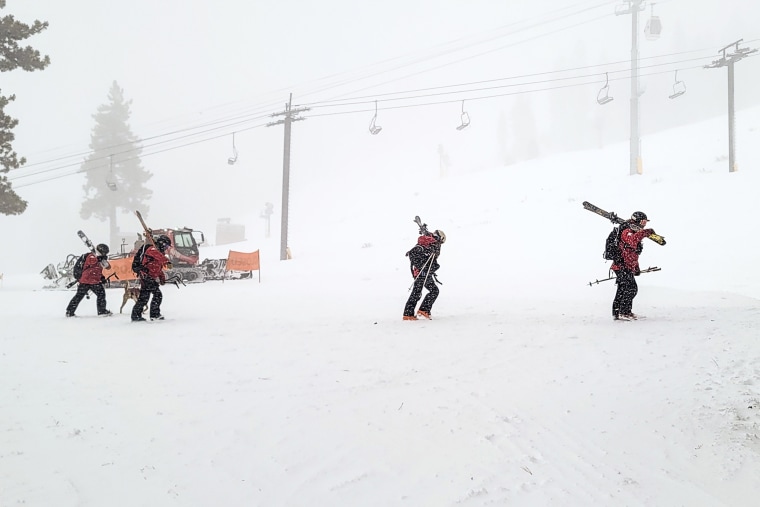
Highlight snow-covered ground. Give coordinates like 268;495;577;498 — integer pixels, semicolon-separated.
2;108;760;506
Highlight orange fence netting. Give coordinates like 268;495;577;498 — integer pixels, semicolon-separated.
103;257;138;282
225;250;260;282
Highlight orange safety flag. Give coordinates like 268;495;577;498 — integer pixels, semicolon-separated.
225;250;260;282
102;257;138;282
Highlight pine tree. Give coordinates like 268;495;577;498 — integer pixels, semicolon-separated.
80;81;152;248
0;1;50;215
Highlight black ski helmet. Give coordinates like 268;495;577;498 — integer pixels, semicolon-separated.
631;211;648;222
96;243;109;255
155;235;171;252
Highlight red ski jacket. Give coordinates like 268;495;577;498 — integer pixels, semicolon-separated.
79;253;104;284
612;227;654;274
140;245;169;283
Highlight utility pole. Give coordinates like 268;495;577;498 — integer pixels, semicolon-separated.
704;39;757;173
615;0;646;176
267;94;309;260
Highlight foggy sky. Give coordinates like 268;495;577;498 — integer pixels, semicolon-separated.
2;0;758;272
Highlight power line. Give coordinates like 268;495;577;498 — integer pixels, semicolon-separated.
11;119;272;188
302;53;716;109
8;53;724;189
14;48;719;182
306;64;710;118
12;1;618;170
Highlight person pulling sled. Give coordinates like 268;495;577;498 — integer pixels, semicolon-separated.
403;217;446;321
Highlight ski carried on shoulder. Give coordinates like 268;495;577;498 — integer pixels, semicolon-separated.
77;230;111;269
134;210;181;284
134;210;156;246
582;201;666;245
414;215;430;235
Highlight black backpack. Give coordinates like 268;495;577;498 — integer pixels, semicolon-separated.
72;253;87;281
603;226;625;263
131;244;149;275
604;224;642;263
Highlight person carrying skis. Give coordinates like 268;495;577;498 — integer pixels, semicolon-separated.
611;211;656;321
131;235;171;322
403;229;446;320
65;244;112;317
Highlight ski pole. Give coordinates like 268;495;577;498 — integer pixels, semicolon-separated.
587;266;662;286
419;254;437;290
102;272;119;288
166;273;186;288
408;254;435;291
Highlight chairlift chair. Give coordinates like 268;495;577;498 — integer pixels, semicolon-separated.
668;70;686;99
369;100;382;135
597;72;614;105
106;154;118;190
644;5;662;41
614;4;630;16
456;100;471;131
227;132;239;165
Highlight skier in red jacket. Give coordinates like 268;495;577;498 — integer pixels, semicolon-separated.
65;244;112;317
131;235;172;322
611;211;656;320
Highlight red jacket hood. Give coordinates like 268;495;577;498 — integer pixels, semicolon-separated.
417;235;437;247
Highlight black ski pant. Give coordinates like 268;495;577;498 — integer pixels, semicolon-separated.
612;268;638;317
132;276;163;320
67;283;108;315
404;271;439;317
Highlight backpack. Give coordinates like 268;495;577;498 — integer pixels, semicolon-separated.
131;244;149;275
72;253;88;281
603;226;625;263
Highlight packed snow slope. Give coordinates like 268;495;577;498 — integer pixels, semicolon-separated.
1;109;760;506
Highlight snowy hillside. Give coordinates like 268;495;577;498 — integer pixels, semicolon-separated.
1;108;760;506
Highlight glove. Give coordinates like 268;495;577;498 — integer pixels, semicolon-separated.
643;228;655;235
609;212;618;223
413;268;420;278
100;275;107;284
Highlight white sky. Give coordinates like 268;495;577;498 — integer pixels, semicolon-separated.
1;106;760;506
1;0;759;270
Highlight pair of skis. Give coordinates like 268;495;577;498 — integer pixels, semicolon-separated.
135;210;156;247
77;230;111;269
75;210;152;267
582;201;666;245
